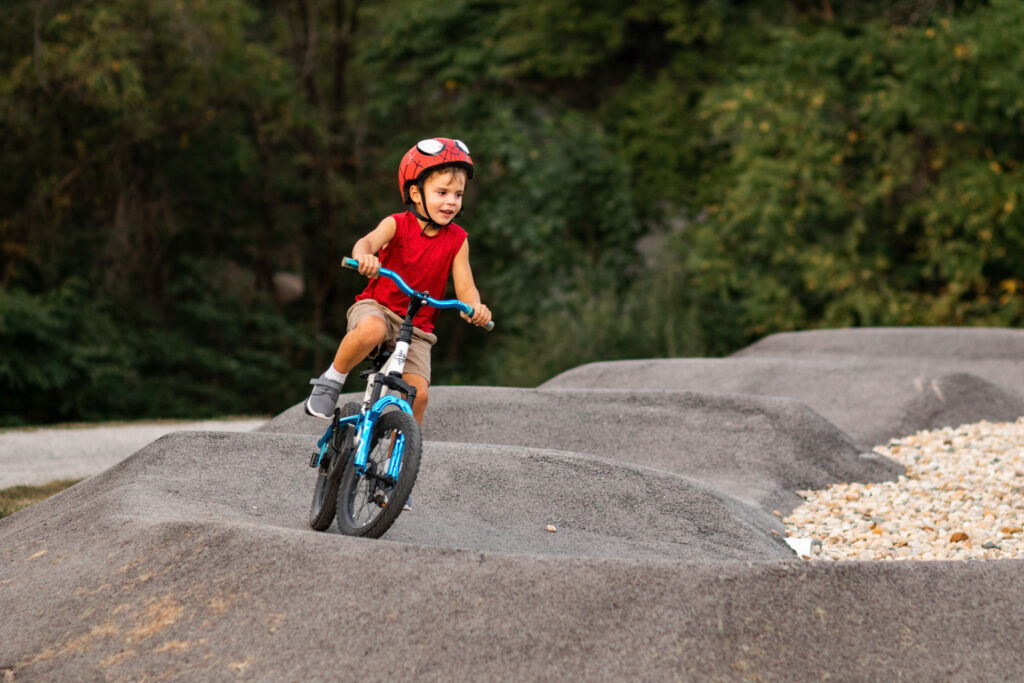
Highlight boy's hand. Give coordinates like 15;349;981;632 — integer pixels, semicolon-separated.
354;253;381;278
462;303;492;327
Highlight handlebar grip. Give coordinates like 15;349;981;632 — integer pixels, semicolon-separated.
466;309;495;332
341;257;359;270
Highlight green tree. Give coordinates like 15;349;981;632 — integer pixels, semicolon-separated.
681;0;1024;353
0;0;321;423
2;0;1021;423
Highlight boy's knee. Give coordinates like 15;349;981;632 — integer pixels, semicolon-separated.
352;315;387;343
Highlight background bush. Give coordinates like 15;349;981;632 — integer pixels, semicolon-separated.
1;0;1021;424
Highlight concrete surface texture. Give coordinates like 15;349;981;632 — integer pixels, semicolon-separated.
541;357;1024;448
0;419;266;489
2;327;1023;681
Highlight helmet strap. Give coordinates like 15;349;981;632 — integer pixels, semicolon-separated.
409;180;444;234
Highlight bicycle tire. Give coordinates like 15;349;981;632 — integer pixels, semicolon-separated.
308;468;338;531
336;410;422;538
309;402;360;531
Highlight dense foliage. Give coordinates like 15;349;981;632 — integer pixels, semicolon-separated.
2;0;1021;425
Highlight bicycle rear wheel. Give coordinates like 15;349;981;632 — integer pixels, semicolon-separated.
309;402;359;531
336;410;421;538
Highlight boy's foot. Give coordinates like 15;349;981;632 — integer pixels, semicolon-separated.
403;496;413;511
305;374;344;419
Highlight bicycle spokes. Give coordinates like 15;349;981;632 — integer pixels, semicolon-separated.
352;429;402;518
337;413;420;537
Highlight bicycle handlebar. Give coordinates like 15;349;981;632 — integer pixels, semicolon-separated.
342;257;494;332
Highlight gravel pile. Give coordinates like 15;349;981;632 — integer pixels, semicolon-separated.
785;418;1024;561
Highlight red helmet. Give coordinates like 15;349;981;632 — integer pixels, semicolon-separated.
398;138;474;204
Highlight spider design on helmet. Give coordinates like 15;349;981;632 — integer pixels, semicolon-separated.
398;138;474;205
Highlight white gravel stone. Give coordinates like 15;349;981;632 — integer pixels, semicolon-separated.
784;417;1024;561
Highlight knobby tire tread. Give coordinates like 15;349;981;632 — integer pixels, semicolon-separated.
309;468;339;531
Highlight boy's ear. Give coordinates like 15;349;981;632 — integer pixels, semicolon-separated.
408;184;421;204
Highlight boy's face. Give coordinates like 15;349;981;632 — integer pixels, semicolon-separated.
411;169;466;226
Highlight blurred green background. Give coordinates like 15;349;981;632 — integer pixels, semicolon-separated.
2;0;1022;425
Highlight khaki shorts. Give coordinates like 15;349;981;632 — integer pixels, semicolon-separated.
346;299;437;382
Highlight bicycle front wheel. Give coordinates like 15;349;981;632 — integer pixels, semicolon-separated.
336;410;422;538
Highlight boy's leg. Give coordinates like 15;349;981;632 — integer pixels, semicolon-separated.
403;374;429;425
332;315;388;374
402;332;434;426
400;368;428;512
305;314;388;419
397;336;432;512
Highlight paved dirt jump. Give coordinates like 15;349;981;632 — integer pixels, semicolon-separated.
2;327;1023;680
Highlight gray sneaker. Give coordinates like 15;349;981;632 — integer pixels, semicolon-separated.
305;374;344;419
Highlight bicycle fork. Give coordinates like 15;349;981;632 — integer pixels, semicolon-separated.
347;298;421;496
351;398;409;477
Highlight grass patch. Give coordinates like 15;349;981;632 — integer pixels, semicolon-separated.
0;479;82;519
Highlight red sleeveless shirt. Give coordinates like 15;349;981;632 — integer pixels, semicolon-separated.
355;211;467;333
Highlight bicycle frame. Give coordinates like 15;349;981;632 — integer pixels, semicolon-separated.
314;258;491;480
314;341;413;480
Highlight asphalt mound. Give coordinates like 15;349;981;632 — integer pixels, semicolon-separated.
0;430;788;562
892;371;1024;440
3;450;1023;679
393;443;792;561
2;430;1022;681
733;326;1024;360
542;358;1024;447
259;387;901;513
3;326;1024;680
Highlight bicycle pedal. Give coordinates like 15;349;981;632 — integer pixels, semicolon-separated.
309;452;319;468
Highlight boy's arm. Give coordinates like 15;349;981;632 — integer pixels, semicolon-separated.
350;216;397;277
451;240;492;327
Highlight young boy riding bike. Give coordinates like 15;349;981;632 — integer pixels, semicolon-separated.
305;137;492;426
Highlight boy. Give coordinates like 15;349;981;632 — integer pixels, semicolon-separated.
305;137;492;425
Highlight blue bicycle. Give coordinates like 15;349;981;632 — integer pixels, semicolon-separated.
308;257;493;538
